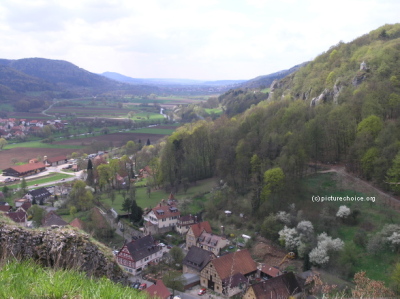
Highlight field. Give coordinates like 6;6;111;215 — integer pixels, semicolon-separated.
0;129;174;170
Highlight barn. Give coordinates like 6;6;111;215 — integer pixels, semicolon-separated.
3;162;46;177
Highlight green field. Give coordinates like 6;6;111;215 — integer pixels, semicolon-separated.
5;173;73;189
4;141;83;150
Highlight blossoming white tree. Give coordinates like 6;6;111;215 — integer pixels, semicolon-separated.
336;205;351;219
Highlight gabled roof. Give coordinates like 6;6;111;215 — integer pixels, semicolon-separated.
209;249;257;280
28;187;51;199
197;231;225;248
183;246;216;272
46;155;67;163
42;211;68;227
4;162;46;174
260;265;282;277
189;221;212;238
6;211;26;223
124;235;161;261
250;272;302;299
19;202;32;212
0;205;12;212
144;280;171;299
69;218;85;230
150;204;180;220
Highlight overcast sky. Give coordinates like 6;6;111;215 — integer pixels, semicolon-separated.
0;0;399;80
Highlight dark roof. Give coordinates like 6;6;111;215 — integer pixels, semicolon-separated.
125;235;161;261
250;272;302;299
42;211;68;227
19;202;32;212
210;249;257;280
183;246;216;272
28;187;51;199
144;280;171;299
0;205;12;212
6;211;26;223
4;162;46;174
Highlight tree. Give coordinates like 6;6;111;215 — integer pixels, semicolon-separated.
163;271;184;295
0;138;7;150
168;247;184;268
261;167;285;210
86;158;94;186
146;138;151;146
386;151;400;194
20;178;28;196
69;180;94;211
352;271;394;298
28;205;45;227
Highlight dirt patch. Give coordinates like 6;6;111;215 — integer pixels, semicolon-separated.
0;147;75;170
252;238;302;271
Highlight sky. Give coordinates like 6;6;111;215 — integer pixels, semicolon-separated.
0;0;399;81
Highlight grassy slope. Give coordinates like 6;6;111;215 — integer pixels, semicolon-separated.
0;260;146;299
301;173;400;283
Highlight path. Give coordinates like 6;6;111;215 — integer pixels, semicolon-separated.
317;165;400;211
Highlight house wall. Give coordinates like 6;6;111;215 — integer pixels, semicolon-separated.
243;287;256;299
200;262;224;295
186;228;197;250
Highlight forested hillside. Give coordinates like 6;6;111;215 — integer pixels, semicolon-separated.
157;24;400;205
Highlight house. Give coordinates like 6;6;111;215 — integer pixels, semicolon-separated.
186;221;212;250
259;264;282;279
27;187;52;205
14;198;30;208
5;211;27;226
197;231;228;256
3;162;46;177
144;280;171;299
44;155;68;166
200;249;257;297
0;202;11;212
243;272;302;299
116;235;163;275
183;246;216;275
69;218;85;230
143;202;181;235
16;201;32;213
175;214;197;235
42;211;68;227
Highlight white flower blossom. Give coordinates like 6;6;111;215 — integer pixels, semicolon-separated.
336;205;351;218
309;246;330;265
276;211;292;225
278;226;300;251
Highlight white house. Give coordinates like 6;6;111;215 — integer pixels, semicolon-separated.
143;202;181;235
116;235;163;275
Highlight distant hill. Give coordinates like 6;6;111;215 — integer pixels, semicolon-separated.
101;72;246;86
239;62;309;89
0;58;124;91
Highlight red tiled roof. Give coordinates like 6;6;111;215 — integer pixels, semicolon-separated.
260;265;281;277
144;280;171;299
151;204;180;220
5;162;46;174
211;249;257;280
20;202;32;212
70;218;85;230
47;156;67;163
190;221;212;238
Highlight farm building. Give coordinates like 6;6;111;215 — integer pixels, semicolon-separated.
26;187;52;204
3;162;46;177
200;249;257;297
44;155;68;166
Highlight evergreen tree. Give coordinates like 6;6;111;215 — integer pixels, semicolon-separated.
86;158;94;186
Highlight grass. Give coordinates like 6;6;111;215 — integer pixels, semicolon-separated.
301;172;400;284
0;260;145;299
5;173;72;189
205;108;223;114
4;141;82;150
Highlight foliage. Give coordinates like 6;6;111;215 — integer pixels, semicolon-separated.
309;233;344;266
0;259;145;299
352;271;395;298
336;205;351;219
68;180;94;211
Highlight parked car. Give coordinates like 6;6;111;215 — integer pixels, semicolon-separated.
198;288;207;295
138;283;147;290
131;281;140;289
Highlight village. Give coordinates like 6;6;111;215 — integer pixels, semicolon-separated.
0;152;314;299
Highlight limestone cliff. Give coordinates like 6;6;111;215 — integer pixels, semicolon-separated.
0;220;128;285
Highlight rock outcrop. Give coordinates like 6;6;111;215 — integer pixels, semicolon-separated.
0;221;128;285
